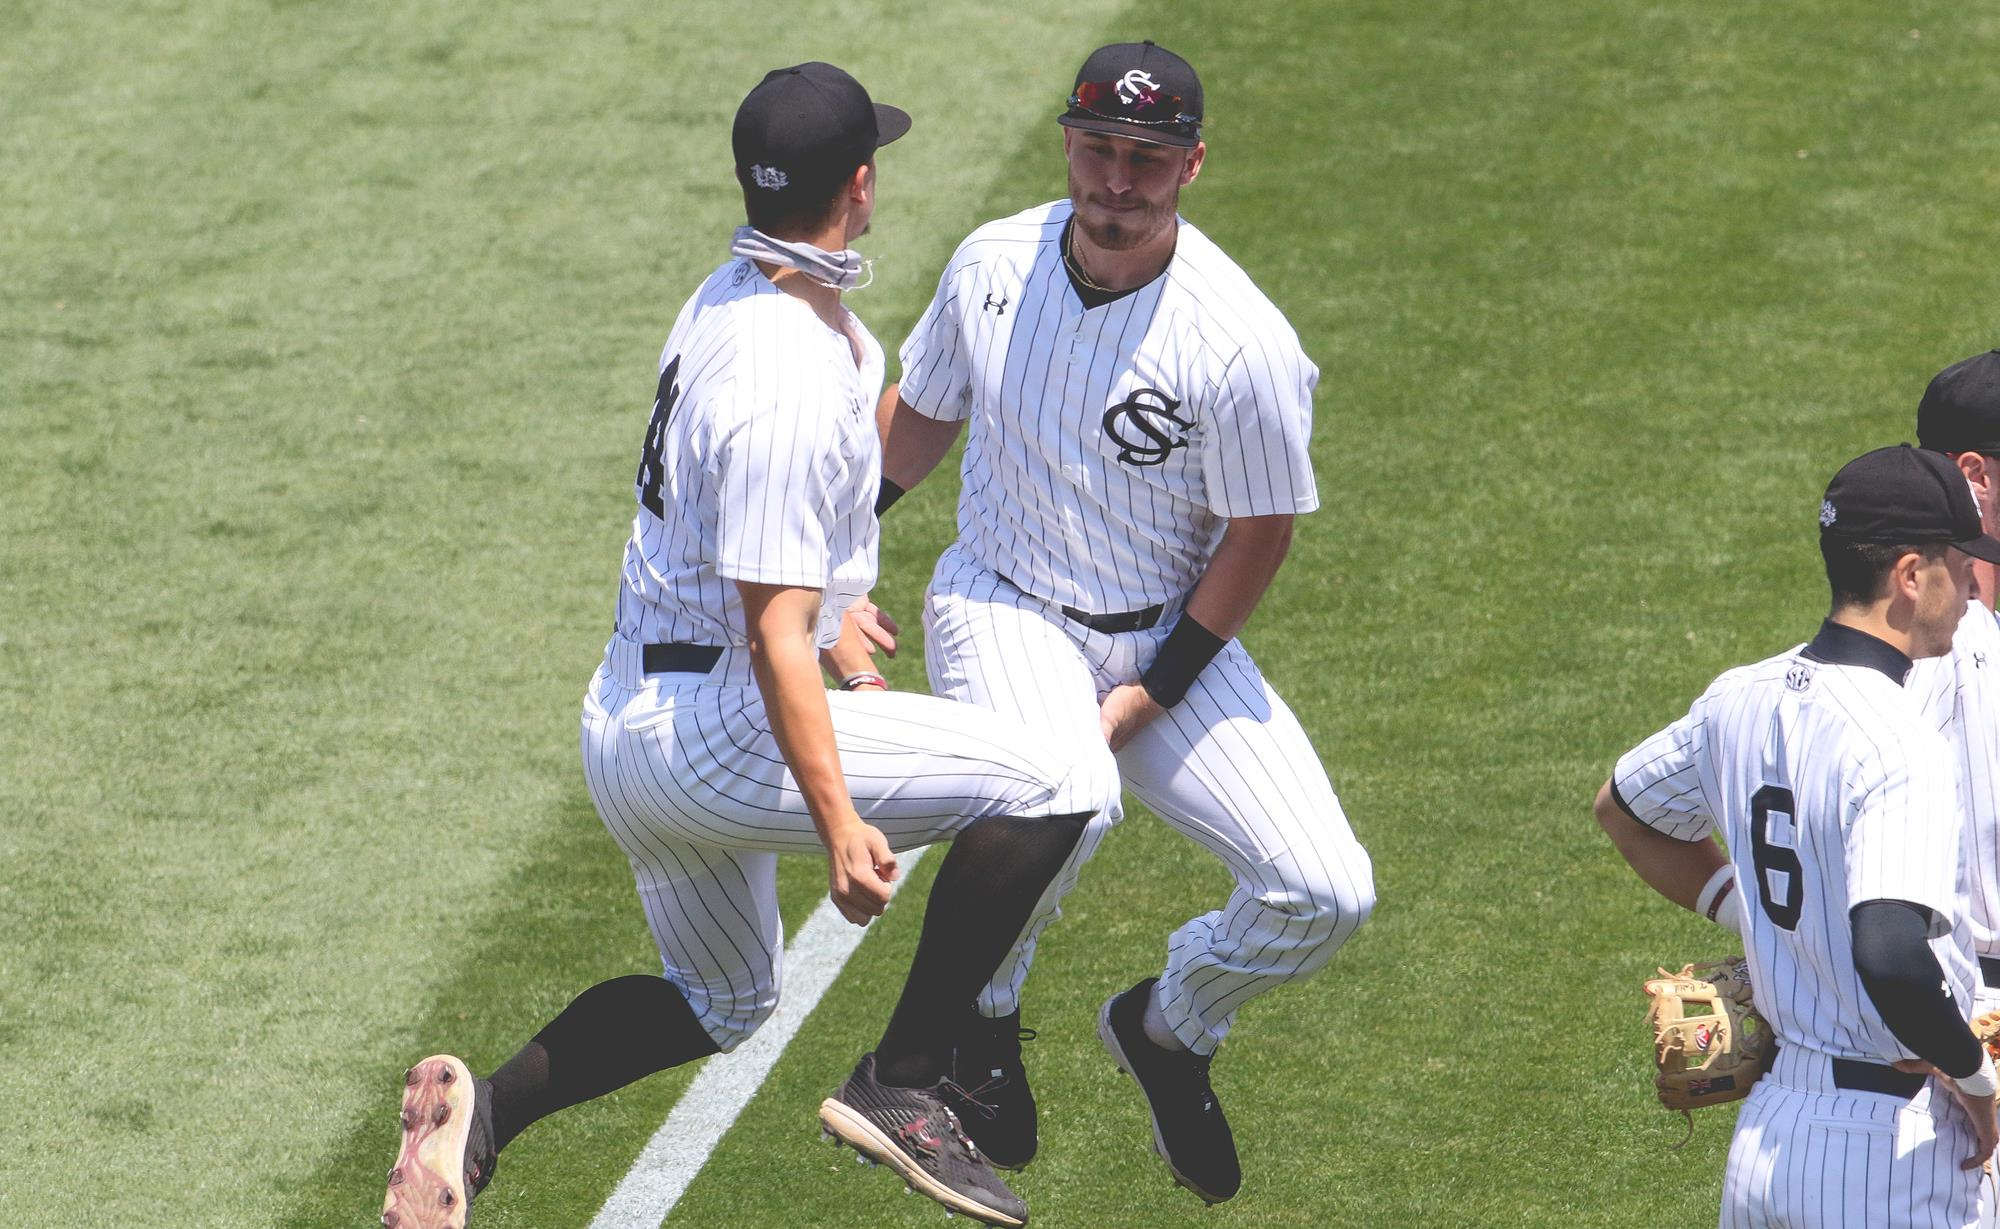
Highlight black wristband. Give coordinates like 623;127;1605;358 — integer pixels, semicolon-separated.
875;478;906;516
1139;614;1227;709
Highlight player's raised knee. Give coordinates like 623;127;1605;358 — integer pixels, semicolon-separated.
1045;743;1121;821
1273;851;1375;968
689;987;776;1054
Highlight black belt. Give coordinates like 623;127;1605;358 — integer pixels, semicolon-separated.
642;643;723;675
1982;956;2000;989
1063;602;1165;634
999;573;1165;634
1831;1058;1926;1098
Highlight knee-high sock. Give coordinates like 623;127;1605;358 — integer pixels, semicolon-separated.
486;974;720;1150
874;813;1089;1089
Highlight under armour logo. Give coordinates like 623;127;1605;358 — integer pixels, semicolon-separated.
749;164;788;190
1819;499;1837;528
984;293;1008;315
1102;387;1192;467
1977;651;1989;669
1119;69;1162;105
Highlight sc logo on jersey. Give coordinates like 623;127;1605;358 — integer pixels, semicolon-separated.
1102;387;1192;467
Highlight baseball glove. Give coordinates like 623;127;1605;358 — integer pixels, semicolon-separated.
1643;956;1775;1143
1974;1010;2000;1066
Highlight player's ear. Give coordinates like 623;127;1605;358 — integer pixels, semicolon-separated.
1180;140;1206;188
1955;451;1996;504
1889;548;1929;602
847;160;874;204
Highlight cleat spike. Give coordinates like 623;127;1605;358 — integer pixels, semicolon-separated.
433;1103;450;1126
388;1167;403;1186
438;1065;454;1084
404;1067;416;1086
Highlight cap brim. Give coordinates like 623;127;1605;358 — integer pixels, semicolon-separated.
1957;533;2000;565
874;103;911;147
1056;113;1200;149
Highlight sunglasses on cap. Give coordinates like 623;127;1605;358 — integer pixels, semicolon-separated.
1067;79;1200;128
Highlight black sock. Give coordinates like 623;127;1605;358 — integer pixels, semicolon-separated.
485;974;720;1150
874;813;1089;1088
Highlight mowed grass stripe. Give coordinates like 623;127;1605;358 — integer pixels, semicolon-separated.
0;1;1125;1227
674;2;2000;1227
10;0;2000;1227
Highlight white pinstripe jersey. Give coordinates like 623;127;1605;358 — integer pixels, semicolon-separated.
899;200;1319;613
1613;630;1977;1063
612;257;883;651
1913;598;2000;959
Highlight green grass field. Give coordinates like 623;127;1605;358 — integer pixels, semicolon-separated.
6;1;2000;1225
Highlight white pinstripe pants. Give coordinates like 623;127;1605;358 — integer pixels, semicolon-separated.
580;638;1116;1052
1721;1049;1985;1229
1979;982;2000;1229
924;544;1376;1055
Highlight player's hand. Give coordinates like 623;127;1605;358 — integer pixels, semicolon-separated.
824;818;898;926
1099;682;1166;752
1893;1060;1999;1169
846;597;899;660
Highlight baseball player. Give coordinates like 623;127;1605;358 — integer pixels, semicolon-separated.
380;63;1118;1229
1910;350;2000;1227
1596;444;2000;1228
873;40;1376;1202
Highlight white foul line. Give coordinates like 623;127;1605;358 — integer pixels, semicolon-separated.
588;846;929;1229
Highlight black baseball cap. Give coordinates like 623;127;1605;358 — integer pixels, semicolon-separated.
1917;350;2000;455
1820;443;2000;563
732;63;911;199
1057;40;1203;149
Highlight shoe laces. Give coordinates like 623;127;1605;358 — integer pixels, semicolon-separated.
938;1075;1002;1120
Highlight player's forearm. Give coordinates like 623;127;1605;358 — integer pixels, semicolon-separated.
751;632;863;841
1852;899;1985;1078
878;387;962;492
1592;779;1728;912
1181;514;1292;640
738;584;863;843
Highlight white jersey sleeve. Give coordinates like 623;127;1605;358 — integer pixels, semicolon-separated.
1612;695;1716;842
711;395;841;589
898;256;973;423
1846;727;1966;924
1198;332;1320;518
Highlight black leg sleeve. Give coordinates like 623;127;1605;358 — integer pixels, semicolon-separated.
873;813;1090;1089
486;974;721;1150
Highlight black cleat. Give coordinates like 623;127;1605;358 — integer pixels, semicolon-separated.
381;1055;498;1229
1098;978;1240;1204
819;1052;1028;1226
941;1010;1038;1170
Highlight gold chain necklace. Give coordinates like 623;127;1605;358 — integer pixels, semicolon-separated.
1062;222;1116;293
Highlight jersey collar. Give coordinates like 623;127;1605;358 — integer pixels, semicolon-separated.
1799;619;1913;686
